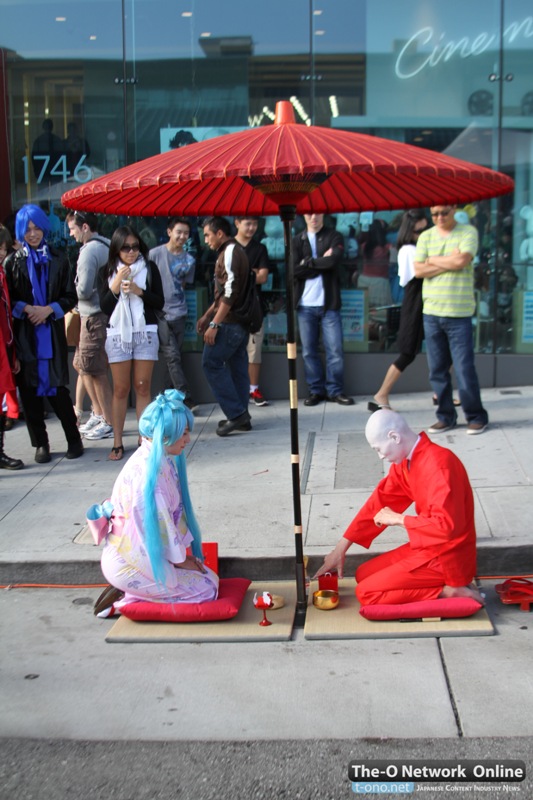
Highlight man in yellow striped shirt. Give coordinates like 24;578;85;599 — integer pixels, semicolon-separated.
414;205;488;435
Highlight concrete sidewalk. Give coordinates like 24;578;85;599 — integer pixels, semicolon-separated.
0;386;532;761
1;385;531;581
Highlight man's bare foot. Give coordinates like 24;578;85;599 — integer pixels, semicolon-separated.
439;583;485;605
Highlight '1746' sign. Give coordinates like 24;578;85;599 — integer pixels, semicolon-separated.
22;154;92;185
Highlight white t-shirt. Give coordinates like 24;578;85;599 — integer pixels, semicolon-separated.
397;244;416;288
299;231;325;307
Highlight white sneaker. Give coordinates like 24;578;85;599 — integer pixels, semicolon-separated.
84;420;113;440
80;412;102;434
466;422;488;435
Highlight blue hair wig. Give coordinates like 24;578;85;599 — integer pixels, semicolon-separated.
139;390;202;585
15;204;50;243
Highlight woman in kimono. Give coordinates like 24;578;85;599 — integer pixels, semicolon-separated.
96;390;218;614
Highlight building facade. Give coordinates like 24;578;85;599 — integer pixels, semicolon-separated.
2;0;532;396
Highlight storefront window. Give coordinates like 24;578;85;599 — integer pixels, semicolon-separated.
1;0;531;360
2;1;123;230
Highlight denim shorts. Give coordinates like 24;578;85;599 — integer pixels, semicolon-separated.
105;326;159;363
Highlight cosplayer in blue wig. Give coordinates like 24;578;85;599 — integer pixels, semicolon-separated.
138;389;203;585
6;204;83;461
15;204;50;243
14;205;56;398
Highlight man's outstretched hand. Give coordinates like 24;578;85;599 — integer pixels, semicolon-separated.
312;539;350;580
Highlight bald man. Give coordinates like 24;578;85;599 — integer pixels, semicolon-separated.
314;409;483;606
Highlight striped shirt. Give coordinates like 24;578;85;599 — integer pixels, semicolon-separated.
415;223;478;317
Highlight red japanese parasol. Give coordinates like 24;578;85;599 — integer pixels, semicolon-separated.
63;101;514;616
62;101;513;217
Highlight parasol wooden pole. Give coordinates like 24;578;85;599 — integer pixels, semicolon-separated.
280;204;307;619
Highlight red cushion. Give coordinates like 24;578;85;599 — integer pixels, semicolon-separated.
119;578;251;622
359;597;483;621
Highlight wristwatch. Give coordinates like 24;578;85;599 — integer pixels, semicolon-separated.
208;321;220;329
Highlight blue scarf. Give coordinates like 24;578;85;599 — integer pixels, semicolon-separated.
24;242;56;396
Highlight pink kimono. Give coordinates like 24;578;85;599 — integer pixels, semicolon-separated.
101;440;218;606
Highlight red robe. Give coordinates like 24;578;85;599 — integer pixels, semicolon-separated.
0;265;16;397
344;432;477;605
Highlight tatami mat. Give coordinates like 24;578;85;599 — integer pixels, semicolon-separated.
105;581;297;643
304;579;494;639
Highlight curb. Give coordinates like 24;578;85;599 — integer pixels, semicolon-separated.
1;546;530;586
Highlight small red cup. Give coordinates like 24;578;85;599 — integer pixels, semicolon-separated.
318;571;338;592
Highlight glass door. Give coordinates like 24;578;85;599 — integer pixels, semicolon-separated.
500;0;533;353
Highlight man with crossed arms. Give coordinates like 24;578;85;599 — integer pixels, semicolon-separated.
414;204;488;435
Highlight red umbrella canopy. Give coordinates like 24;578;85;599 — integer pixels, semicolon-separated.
62;101;513;217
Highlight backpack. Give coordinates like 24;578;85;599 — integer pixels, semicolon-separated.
231;269;264;334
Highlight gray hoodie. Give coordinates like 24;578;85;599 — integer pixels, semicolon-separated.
75;236;110;317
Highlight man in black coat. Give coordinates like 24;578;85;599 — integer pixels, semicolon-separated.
292;214;353;406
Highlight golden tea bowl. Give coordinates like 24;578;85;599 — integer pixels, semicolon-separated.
270;594;285;610
312;589;340;610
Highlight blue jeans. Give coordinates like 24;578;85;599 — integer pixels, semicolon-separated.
423;314;488;427
202;323;250;420
297;306;345;397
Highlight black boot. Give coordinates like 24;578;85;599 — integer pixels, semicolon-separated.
0;414;24;470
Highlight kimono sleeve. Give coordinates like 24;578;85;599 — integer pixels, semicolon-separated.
154;483;192;565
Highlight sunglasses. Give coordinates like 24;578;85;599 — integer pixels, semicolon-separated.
120;243;140;252
431;208;453;219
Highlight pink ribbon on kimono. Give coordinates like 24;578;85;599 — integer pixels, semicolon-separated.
86;500;115;545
